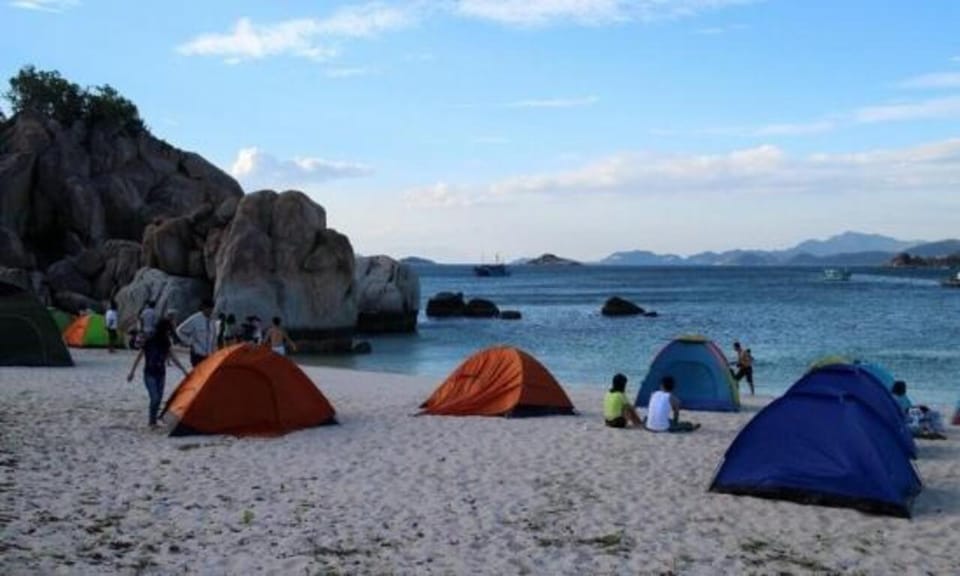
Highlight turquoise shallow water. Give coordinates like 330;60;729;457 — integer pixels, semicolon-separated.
306;265;960;407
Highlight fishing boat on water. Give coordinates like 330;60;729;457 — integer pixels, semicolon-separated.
941;271;960;288
823;268;852;281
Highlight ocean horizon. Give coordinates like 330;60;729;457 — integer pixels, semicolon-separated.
305;264;960;408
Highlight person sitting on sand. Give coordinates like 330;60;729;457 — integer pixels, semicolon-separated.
263;316;297;356
895;380;947;439
645;376;700;433
891;380;913;416
604;373;644;428
127;318;188;428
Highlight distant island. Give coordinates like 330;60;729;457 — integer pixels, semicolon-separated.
400;256;436;265
888;252;960;268
525;253;581;266
598;231;960;267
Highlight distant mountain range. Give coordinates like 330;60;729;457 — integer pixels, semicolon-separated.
598;232;960;267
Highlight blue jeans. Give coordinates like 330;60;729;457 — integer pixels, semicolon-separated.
144;372;166;425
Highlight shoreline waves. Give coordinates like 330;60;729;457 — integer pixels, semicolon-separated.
2;349;958;574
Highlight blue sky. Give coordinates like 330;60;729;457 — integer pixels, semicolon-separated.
3;0;959;262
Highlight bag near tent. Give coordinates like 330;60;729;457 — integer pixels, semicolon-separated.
420;346;575;417
635;335;740;412
0;281;73;367
161;344;336;436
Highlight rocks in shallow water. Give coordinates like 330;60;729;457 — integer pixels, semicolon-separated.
601;296;645;317
354;255;420;333
426;292;466;318
499;310;522;320
352;340;373;354
464;298;499;318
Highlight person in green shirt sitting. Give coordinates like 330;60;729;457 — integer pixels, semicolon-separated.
604;373;644;428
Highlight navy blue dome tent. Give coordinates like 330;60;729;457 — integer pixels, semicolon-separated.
710;366;922;518
789;363;917;459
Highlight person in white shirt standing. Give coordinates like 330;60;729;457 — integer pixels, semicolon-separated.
176;299;215;367
104;300;119;353
645;376;700;433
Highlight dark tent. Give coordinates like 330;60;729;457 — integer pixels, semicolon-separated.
710;391;922;518
0;282;73;367
789;364;916;459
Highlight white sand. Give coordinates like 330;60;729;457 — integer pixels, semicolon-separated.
1;349;958;575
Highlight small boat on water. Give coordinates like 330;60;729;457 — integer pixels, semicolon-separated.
474;263;510;277
941;272;960;288
823;268;852;281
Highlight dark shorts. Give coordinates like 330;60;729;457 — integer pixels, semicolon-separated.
734;366;753;384
605;417;627;429
107;328;118;342
190;352;207;367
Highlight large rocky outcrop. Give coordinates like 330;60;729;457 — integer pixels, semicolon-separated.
0;111;243;301
354;255;420;333
214;190;357;350
114;267;212;333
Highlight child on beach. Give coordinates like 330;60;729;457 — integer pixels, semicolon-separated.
263;317;297;356
645;376;700;433
603;373;644;428
126;318;188;428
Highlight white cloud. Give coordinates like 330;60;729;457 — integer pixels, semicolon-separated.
753;120;835;136
177;4;414;63
455;0;756;27
404;182;476;208
230;147;373;190
8;0;77;12
855;96;960;123
324;66;376;78
507;95;599;108
410;139;960;205
899;72;960;89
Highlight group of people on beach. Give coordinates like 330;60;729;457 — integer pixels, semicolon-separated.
125;299;297;427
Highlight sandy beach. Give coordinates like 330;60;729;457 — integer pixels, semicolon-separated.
1;349;958;575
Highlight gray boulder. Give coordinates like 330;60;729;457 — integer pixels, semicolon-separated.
354;255;420;333
214;190;357;349
114;267;212;333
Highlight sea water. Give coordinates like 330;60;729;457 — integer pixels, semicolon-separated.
307;265;960;407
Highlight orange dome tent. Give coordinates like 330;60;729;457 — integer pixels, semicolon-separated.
161;344;336;436
421;346;575;417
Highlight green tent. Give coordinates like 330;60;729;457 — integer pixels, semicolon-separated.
48;307;75;334
0;282;73;366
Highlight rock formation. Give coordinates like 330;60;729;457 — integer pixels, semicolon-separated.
354;255;420;333
213;190;357;351
0;111;242;308
426;292;466;318
601;296;644;317
114;267;212;333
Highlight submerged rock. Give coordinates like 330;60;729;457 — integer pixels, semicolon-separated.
601;296;645;317
426;292;466;318
464;298;499;318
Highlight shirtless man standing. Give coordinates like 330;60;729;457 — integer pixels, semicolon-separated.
264;316;297;356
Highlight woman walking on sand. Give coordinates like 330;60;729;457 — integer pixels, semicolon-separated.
127;318;188;428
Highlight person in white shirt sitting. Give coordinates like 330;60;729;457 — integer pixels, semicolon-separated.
645;376;700;433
